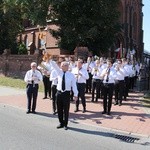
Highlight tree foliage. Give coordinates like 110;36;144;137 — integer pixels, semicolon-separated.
0;0;23;54
49;0;121;55
0;0;51;54
0;0;121;55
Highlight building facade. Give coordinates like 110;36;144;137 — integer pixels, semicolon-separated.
114;0;144;61
19;0;144;61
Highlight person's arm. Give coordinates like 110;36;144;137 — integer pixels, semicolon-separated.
71;75;78;97
37;70;43;81
49;60;62;75
79;69;89;80
24;71;32;83
50;70;58;81
100;69;107;79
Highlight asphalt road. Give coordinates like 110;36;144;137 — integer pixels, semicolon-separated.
0;104;149;150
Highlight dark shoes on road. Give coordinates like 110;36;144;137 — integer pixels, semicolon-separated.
102;111;111;115
74;108;86;113
57;124;68;130
26;110;36;114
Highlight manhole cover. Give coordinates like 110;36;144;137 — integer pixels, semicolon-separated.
114;134;140;143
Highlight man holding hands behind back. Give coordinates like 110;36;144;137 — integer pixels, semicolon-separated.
49;58;78;130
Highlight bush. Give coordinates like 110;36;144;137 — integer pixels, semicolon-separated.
18;43;28;54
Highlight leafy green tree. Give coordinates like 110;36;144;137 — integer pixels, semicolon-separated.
0;0;52;54
0;0;24;54
49;0;121;55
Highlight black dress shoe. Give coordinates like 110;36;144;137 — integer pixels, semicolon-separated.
53;112;57;115
32;111;36;114
57;124;64;129
107;112;111;115
64;126;68;130
74;108;79;112
43;97;48;99
26;110;30;114
114;102;118;105
82;109;86;113
118;103;122;106
102;111;107;114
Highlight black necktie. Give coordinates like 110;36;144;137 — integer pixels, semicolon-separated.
106;68;110;82
62;72;66;91
32;71;35;87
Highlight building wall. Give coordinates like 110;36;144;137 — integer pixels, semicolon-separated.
0;54;39;78
115;0;144;61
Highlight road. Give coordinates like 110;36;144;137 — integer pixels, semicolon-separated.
0;104;149;150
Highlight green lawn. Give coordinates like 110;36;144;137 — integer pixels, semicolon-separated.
0;76;44;92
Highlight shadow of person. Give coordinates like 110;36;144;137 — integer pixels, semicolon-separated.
68;126;114;138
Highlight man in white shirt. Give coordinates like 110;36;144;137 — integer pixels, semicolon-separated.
100;58;117;115
24;62;43;114
72;59;89;113
50;68;58;115
114;59;125;106
91;59;103;102
49;60;78;130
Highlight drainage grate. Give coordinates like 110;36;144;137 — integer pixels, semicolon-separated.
114;134;140;143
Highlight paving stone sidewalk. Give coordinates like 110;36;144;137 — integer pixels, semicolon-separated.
0;86;150;137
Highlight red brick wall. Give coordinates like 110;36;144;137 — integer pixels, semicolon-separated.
0;54;40;79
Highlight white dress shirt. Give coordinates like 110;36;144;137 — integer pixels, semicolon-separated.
50;69;58;85
101;67;117;84
37;61;52;76
91;66;103;79
49;60;78;96
71;67;89;83
114;67;125;80
24;69;43;84
123;64;131;77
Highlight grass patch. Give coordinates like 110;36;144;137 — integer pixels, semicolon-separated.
0;76;44;92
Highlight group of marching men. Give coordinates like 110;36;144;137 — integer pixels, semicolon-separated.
24;52;141;130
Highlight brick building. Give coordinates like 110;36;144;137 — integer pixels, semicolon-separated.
19;0;144;61
114;0;144;61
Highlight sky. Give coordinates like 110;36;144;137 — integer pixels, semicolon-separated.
143;0;150;52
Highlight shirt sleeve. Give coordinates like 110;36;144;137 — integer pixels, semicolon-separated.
71;74;78;97
49;60;62;75
79;69;89;80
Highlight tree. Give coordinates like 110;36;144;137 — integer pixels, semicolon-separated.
0;0;24;54
49;0;121;55
0;0;52;54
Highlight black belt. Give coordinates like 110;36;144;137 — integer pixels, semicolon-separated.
115;80;124;82
57;90;70;93
103;83;114;86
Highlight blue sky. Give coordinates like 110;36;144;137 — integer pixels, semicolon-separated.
143;0;150;52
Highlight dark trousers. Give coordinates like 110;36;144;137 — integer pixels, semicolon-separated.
114;80;124;104
129;76;135;90
86;73;92;93
91;79;101;101
51;85;57;112
56;91;70;126
124;77;129;99
76;83;86;109
26;84;39;111
103;83;114;113
43;75;52;98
